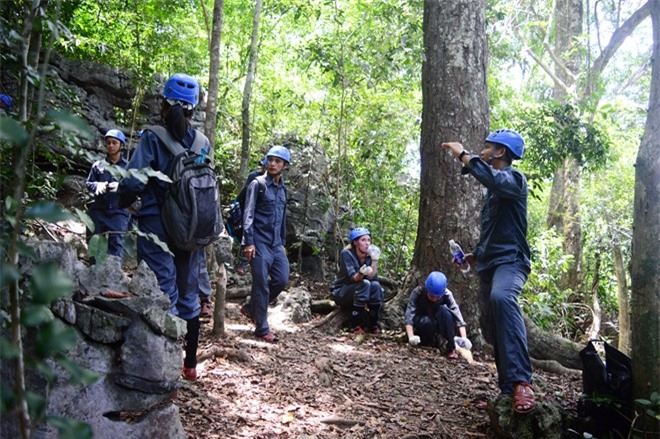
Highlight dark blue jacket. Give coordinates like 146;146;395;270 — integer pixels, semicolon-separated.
331;247;377;291
117;126;209;216
404;286;466;327
86;155;130;217
466;157;531;273
241;174;287;247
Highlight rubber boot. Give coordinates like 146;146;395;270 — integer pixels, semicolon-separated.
350;304;367;334
367;302;382;334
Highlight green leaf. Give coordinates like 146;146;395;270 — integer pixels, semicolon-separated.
17;241;37;259
25;201;75;222
25;390;47;421
135;229;173;256
30;262;75;305
0;117;28;147
636;398;652;407
21;304;54;327
35;361;58;385
35;320;78;358
87;234;108;263
74;208;94;233
0;381;16;413
0;339;20;359
45;110;93;139
47;416;94;439
0;263;20;288
57;357;99;386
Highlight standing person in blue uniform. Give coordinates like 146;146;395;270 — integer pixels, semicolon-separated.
404;271;471;359
331;228;383;334
441;129;535;413
118;73;209;381
85;129;131;261
240;146;290;343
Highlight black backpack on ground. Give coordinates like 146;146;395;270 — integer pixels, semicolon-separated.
145;125;223;251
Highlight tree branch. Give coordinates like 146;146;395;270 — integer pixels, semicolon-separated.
583;1;651;99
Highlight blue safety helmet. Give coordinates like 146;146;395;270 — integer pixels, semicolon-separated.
266;145;291;164
0;94;13;110
104;129;126;144
163;73;199;107
486;129;524;159
261;156;268;167
349;227;371;243
425;271;447;298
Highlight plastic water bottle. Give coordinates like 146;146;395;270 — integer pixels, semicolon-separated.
449;239;470;273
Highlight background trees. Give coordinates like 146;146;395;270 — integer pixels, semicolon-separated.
1;0;654;377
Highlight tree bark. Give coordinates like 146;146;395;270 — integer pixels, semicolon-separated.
385;0;488;342
525;317;582;369
238;0;263;184
204;0;225;149
212;263;227;337
586;253;601;340
612;235;631;355
631;0;660;402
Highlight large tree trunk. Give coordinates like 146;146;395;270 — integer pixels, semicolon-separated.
547;0;584;292
238;0;263;184
384;0;488;340
525;317;582;370
612;235;631;355
631;0;659;403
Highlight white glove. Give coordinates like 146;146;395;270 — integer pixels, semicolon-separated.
94;182;108;195
408;335;420;346
107;182;119;192
368;245;381;261
454;336;472;350
359;265;373;276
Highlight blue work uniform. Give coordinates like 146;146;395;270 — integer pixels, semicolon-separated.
117;126;208;321
331;248;383;308
404;286;466;348
467;156;532;394
241;173;289;337
85;155;131;259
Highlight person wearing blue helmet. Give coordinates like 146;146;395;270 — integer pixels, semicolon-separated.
331;227;384;334
404;272;471;359
240;145;291;343
85;129;131;261
442;129;535;413
118;73;210;381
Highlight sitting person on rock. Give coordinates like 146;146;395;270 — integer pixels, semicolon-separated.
331;227;383;334
404;271;471;360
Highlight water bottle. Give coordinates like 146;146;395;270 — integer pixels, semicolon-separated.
449;239;470;273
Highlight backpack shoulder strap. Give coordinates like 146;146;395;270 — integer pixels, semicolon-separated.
143;125;185;157
191;129;209;156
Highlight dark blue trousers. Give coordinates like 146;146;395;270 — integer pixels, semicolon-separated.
332;279;383;308
479;260;532;394
413;305;456;348
248;243;289;336
89;209;130;260
136;215;201;320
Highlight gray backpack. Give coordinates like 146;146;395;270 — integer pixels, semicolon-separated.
144;125;223;251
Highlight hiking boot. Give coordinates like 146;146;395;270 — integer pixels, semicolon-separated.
240;303;253;323
368;325;382;335
351;326;366;335
182;366;197;382
258;332;278;343
200;301;212;318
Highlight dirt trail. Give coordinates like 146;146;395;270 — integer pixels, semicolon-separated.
176;300;582;439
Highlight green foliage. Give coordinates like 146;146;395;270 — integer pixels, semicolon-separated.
635;392;660;421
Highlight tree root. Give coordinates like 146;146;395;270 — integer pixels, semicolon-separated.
197;346;250;363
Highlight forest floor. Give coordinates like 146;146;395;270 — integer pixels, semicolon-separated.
175;276;583;439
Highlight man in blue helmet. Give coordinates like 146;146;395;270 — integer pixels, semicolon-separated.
85;129;131;261
240;145;291;343
404;271;471;359
118;73;210;381
331;227;383;334
441;129;535;413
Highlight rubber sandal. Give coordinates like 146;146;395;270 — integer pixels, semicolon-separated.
351;326;366;335
240;304;253;323
447;349;459;360
513;382;536;414
475;401;489;410
181;366;197;382
258;332;278;343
